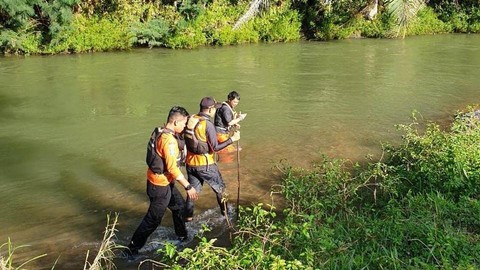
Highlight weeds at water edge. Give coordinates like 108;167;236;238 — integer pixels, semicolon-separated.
83;213;122;270
0;238;48;270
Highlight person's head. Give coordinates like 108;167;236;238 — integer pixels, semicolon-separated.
167;106;189;133
199;97;221;117
227;91;240;109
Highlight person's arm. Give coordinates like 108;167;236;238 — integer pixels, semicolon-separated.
222;106;246;127
207;121;232;151
227;110;246;127
176;174;198;201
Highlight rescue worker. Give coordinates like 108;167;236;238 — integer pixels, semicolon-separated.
183;97;240;221
214;91;247;152
125;106;198;260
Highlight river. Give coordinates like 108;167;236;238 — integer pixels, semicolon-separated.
0;34;479;269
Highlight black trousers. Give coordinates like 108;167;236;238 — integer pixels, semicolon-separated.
185;164;227;219
128;181;187;252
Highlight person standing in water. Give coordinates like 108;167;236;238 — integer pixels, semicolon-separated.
183;97;240;221
214;91;247;152
125;106;198;260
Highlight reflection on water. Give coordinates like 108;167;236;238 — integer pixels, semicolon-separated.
0;35;479;268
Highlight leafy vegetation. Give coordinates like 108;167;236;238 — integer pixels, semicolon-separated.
1;0;480;54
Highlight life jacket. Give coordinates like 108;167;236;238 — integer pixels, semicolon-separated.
175;133;186;166
184;114;210;154
146;127;175;174
223;101;237;118
215;102;237;132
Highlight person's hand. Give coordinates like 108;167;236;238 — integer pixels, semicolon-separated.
230;131;241;142
186;188;198;201
238;113;247;121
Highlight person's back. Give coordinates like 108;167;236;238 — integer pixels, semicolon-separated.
184;113;217;166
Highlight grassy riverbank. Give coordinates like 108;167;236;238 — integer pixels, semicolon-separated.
1;0;480;54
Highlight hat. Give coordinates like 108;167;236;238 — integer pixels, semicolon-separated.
200;97;222;109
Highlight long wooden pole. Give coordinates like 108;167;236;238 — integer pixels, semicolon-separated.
236;140;241;221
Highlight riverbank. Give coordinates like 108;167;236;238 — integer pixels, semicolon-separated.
1;0;480;54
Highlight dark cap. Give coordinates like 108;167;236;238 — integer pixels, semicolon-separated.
200;97;222;109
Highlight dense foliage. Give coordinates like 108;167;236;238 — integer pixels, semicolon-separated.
157;106;480;269
1;0;479;54
0;0;301;54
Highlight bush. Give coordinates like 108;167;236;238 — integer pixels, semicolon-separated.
248;3;301;42
130;18;171;48
0;25;42;55
359;13;396;38
427;0;480;33
385;108;480;200
407;7;450;35
156;0;301;48
47;15;133;53
166;19;207;48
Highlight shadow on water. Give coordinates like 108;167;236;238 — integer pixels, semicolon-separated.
0;93;23;119
90;158;145;195
0;134;150;269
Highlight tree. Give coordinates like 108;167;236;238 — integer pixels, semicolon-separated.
385;0;426;37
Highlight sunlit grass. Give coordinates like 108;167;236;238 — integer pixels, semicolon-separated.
0;238;48;270
1;213;121;270
83;213;122;270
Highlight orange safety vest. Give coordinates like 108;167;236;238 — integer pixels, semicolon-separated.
147;132;183;186
185;114;216;166
216;102;237;152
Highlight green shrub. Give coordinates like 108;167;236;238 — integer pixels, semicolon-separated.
407;7;450;35
232;21;260;44
157;0;300;48
166;19;207;48
449;11;470;32
358;14;395;38
192;0;238;45
130;18;171;47
293;0;368;40
262;9;301;42
47;15;133;53
0;23;42;54
385;109;480;200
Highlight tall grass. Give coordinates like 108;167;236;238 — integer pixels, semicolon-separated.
0;238;48;270
83;213;121;270
1;213;120;270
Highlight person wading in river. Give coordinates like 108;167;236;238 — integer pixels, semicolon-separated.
125;106;198;260
214;91;247;153
183;97;240;221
